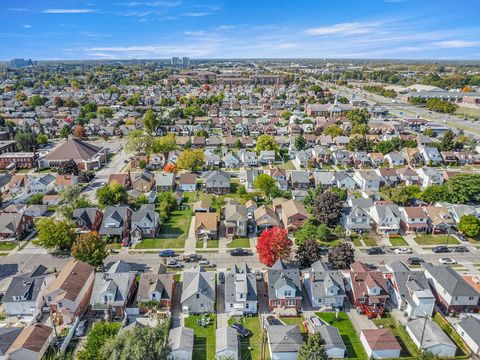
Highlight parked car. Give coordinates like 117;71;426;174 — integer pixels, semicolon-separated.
218;272;225;284
455;233;468;242
231;322;252;338
432;246;450;253
451;246;469;253
231;248;247;256
439;257;457;265
167;259;183;268
75;320;88;337
182;254;202;262
394;248;413;254
407;257;424;266
265;316;282;326
199;259;216;267
366;247;384;255
159;249;175;257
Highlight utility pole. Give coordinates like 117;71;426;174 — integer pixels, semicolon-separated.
419;311;429;353
445;223;451;247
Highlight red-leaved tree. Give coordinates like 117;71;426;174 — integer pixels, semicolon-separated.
256;227;292;267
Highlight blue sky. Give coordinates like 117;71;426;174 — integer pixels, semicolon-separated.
1;0;480;60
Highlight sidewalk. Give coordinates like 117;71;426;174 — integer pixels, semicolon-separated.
184;216;196;253
401;234;425;254
218;237;227;254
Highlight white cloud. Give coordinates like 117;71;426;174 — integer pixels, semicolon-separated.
23;25;32;29
126;1;181;7
9;8;29;12
305;22;379;36
84;43;217;57
433;40;480;48
181;12;209;17
42;9;96;14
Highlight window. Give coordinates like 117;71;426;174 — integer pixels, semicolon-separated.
284;290;292;297
468;297;474;301
246;303;249;309
196;294;200;299
200;303;204;308
240;293;244;299
230;304;233;308
47;296;52;302
58;302;63;308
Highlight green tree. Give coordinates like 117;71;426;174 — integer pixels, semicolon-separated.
28;95;47;108
60;124;71;139
125;130;154;155
298;332;331;360
37;133;48;145
253;174;277;199
255;135;279;155
152;134;177;157
71;232;107;267
328;241;355;269
143;109;159;135
35;219;76;251
157;192;176;222
347;135;372;152
96;182;128;206
14;127;37;151
346;108;370;126
420;185;450;203
15;92;27;102
440;130;456;151
446;174;480;203
97;107;114;118
458;215;480;238
78;322;121;360
28;193;44;205
294;134;307;151
323;125;343;137
351;123;369;135
176;149;205;171
423;128;434;137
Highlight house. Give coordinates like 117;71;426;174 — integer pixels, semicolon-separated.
223;152;240;168
385;152;405;167
345;261;389;318
400;207;428;233
169;326;194;360
267;324;303;360
3;265;51;316
265;166;288;191
456;316;480;355
194;212;218;240
24;205;48;217
222;200;248;238
54;175;78;192
0;327;22;360
417;167;444;188
238;149;258;166
44;260;95;324
406;318;456;357
369;204;401;234
72;208;104;232
8;174;29;195
28;174;55;194
375;168;399;186
203;171;231;195
279;199;308;232
178;173;196;192
289;170;310;190
0;213;34;239
402;147;424;166
344;203;372;234
266;260;302;312
5;324;53;360
108;173;132;189
131;204;159;241
136;272;176;312
353;170;382;191
245;169;260;192
352;151;371;167
420;146;443;165
294;150;310;168
132;170;156;192
245;199;257;219
313;171;335;187
424;206;453;234
423;263;480;314
99;206;132;244
334;172;356;190
304;316;346;358
155;172;175;192
360;329;401;359
397;167;419;185
216;327;239;360
369;152;385;167
254;205;281;234
192;199;211;213
180;266;216;314
385;261;435;317
259;150;276;164
225;263;258;315
331;149;351;166
303;261;346;309
90;260;136;318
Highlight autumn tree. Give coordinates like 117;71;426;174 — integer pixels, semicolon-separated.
296;238;323;268
73;125;86;139
255;135;279;155
125;130;154;155
164;163;176;173
323;125;344;137
152;133;177;157
328;242;355;269
256;227;292;267
313;190;343;227
176;149;205;171
72;232;107;267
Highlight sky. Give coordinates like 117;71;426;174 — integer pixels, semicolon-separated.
1;0;480;60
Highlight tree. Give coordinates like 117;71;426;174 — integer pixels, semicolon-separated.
97;182;128;206
37;133;48;145
78;322;121;360
152;134;177;157
58;159;80;175
420;185;449;204
73;125;86;139
294;134;307;151
125;130;154;155
440;130;455;151
35;218;76;251
296;238;323;268
176;149;204;171
446;174;480;203
157;192;176;222
97;107;114;118
313;190;343;227
347;135;372;152
60;124;71;139
346;108;370;126
15;92;27;102
256;227;292;267
298;332;331;360
383;185;422;205
58;186;94;219
351;123;369;135
458;215;480;238
423;128;434;137
323;125;343;137
143;109;160;135
164;163;176;173
14;127;37;151
255;135;278;155
28;95;47;108
253;174;277;199
28;193;44;205
72;232;107;267
328;242;355;269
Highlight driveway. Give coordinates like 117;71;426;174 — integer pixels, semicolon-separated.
347;309;377;332
216;281;227;328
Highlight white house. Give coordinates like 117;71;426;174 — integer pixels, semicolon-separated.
169;326;194;360
267;325;303;360
215;327;239;360
406;318;457;357
303;261;346;309
353;170;382;192
225;264;257;315
456;316;480;356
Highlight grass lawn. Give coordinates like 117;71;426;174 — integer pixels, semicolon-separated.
184;315;216;360
135;237;186;249
433;312;468;357
228;316;263;360
158;209;192;239
207;240;219;248
0;242;17;251
196;240;204;248
277;160;297;170
105;243;121;250
362;235;377;247
316;312;367;360
454;106;480;120
372;314;419;358
415;234;459;245
389;236;408;247
352;237;363;247
227;237;250;248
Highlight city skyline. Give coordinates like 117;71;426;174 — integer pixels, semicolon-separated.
1;0;480;61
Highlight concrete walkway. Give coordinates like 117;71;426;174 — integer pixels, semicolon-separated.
347;309;377;333
218;237;228;254
184;216;197;253
401;234;425;254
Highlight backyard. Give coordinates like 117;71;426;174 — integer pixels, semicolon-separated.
316;312;367;360
227;237;250;248
372;314;419;358
414;234;459;245
184;315;217;360
228;316;263;360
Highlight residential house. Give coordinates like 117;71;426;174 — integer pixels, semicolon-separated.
267;324;303;360
353;170;382;192
406;319;456;357
289;170;310;190
313;171;335;187
8;174;29;195
360;329;401;359
72;208;103;232
194;212;218;240
132;170;155;193
369;204;401;235
331;149;351;166
131;204;159;240
266;260;302;312
397;167;420;185
385;152;405;167
420;146;443;165
245;199;257;219
169;326;194;360
265;166;289;191
108;173;132;189
203;171;231;195
180;266;216;314
223;152;240;168
303;261;346;309
369;152;385;167
99;206;132;244
3;265;51;316
28;174;55;194
216;327;239;360
245;169;260;192
0;213;34;239
423;263;480;313
5;324;53;360
225;263;258;315
424;206;453;234
279;199;308;232
192;199;211;213
136;272;176;312
334;172;356;190
402;148;424;166
375;168;399;186
417;167;444;188
352;151;371;167
259;150;276;164
254;205;281;234
304;316;346;358
155;172;175;192
178;173;196;192
44;260;95;324
400;207;429;233
441;151;459;165
456;316;480;355
344;203;372;234
0;327;22;360
222;200;248;238
24;205;47;217
238;149;258;167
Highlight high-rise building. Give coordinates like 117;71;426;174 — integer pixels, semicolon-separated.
171;57;179;66
182;57;190;67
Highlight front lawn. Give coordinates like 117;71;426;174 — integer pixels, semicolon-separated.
135;237;186;249
196;240;204;248
389;236;408;247
206;240;219;248
415;234;459;245
0;242;17;251
362;235;377;247
228;316;263;360
316;312;367;360
184;315;216;360
227;237;250;248
277;160;297;170
372;314;419;358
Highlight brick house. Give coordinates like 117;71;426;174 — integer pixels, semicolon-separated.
266;260;302;312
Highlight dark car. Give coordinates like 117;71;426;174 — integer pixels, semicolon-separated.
451;246;469;253
218;272;225;284
265;316;283;326
231;322;252;337
455;233;468;242
366;247;384;255
182;254;202;262
407;257;425;265
159;249;175;257
231;248;246;256
432;246;450;253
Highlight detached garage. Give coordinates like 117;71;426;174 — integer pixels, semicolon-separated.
406;318;457;357
360;329;401;359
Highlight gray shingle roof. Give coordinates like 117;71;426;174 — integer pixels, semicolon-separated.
424;263;480;297
457;316;480;344
181;266;216;303
4;265;48;304
267;325;303;353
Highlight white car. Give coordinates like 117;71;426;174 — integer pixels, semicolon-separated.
439;257;457;265
394;248;413;255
